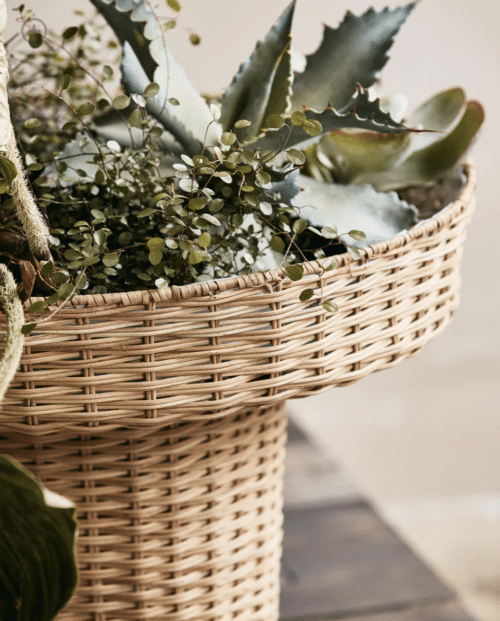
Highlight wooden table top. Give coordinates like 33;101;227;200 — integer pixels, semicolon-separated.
279;420;475;621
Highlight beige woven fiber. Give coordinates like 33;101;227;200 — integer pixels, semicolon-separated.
0;164;476;430
0;402;287;621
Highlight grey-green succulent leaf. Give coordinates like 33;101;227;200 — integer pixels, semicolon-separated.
311;88;478;189
121;41;219;154
0;454;78;621
352;99;484;191
292;174;417;247
90;0;219;155
219;0;295;141
43;133;101;184
291;3;416;113
250;85;417;153
401;87;467;156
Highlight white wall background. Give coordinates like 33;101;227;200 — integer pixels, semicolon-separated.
4;1;500;619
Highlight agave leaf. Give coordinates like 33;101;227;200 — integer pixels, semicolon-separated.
121;41;219;154
92;106;183;155
311;88;469;185
90;0;218;155
291;3;416;113
43;133;101;184
89;0;162;80
292;175;417;247
402;87;467;155
317;130;412;184
0;454;78;621
267;165;302;204
219;1;295;141
351;100;484;190
250;85;417;153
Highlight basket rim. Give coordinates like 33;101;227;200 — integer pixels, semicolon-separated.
28;163;476;308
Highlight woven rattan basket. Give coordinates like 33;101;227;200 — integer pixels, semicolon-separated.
0;158;476;620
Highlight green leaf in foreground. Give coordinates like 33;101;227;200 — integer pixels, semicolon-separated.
0;455;78;621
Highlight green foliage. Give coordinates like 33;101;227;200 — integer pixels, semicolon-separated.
0;455;78;621
313;88;485;190
3;0;483;305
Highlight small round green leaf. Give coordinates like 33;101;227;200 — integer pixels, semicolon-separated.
147;238;165;251
144;82;160;98
62;26;78;40
348;230;366;241
149;250;163;265
299;289;314;302
103;253;119;267
285;265;304;281
221;132;236;146
302;119;322;136
58;283;75;299
21;323;37;334
234;119;251;129
265;114;286;129
94;169;105;185
28;301;47;314
347;246;361;261
323;300;339;313
293;218;307;235
129;109;143;128
189;248;203;264
167;0;181;12
286;149;306;166
113;95;130;110
323;257;338;271
57;74;72;91
198;232;211;248
77;103;95;116
138;207;155;218
28;30;43;48
291;111;307;127
24;117;41;130
271;235;285;253
321;226;338;240
189;33;201;45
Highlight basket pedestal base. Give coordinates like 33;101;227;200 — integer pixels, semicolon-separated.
0;403;287;621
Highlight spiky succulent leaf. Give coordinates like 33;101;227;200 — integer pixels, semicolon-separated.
401;87;467;155
219;1;295;141
0;454;78;621
89;0;219;155
121;41;219;153
353;99;484;190
250;85;418;153
309;88;472;188
92;107;183;154
291;3;416;113
293;174;417;247
43;133;100;184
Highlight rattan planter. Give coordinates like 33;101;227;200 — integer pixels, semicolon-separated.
0;163;475;620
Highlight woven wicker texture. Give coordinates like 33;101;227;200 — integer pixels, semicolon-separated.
0;403;287;620
0;165;475;430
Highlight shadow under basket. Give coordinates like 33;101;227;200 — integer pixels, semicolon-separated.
0;164;476;620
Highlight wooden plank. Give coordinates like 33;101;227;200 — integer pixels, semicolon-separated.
334;601;476;621
280;419;475;621
280;501;454;620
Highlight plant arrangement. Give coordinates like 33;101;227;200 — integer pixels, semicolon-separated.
0;3;483;618
0;0;483;316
